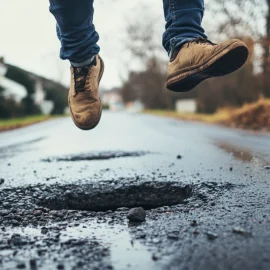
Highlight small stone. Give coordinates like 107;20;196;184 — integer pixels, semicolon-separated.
33;210;43;216
152;238;160;244
30;259;37;269
17;262;26;269
41;227;49;234
167;232;179;240
264;166;270;170
65;190;71;195
0;178;4;185
230;167;233;171
116;207;129;212
10;234;23;246
232;227;251;236
0;210;9;216
152;254;159;261
190;220;197;227
206;231;218;240
135;232;146;239
57;264;64;270
127;207;146;222
177;155;182;160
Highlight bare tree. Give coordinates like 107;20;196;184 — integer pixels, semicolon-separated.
206;0;270;96
120;7;172;109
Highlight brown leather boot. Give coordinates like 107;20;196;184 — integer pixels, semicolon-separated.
166;38;249;92
68;55;104;130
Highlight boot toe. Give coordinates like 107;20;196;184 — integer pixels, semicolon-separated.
70;102;102;130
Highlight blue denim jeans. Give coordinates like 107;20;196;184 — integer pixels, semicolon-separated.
162;0;207;56
49;0;207;66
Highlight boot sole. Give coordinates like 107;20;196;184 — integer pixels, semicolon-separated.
69;56;105;131
166;43;249;92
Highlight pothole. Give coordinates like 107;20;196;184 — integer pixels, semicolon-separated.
42;151;149;162
37;181;192;211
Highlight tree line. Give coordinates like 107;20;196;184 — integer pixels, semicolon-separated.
121;0;270;113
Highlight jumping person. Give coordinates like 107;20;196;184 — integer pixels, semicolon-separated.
49;0;248;130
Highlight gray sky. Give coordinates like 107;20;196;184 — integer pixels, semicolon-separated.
0;0;165;89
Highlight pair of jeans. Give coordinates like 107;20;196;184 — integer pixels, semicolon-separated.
49;0;207;66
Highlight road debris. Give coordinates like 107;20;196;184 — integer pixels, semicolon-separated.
232;227;251;236
190;220;198;227
167;231;179;240
206;231;218;240
127;207;146;222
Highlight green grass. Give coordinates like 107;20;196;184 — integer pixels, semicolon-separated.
0;115;63;131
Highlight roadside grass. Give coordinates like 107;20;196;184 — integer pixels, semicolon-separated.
146;98;270;131
223;99;270;130
145;108;235;123
0;115;64;132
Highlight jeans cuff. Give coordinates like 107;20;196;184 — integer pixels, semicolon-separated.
169;37;194;58
70;56;96;67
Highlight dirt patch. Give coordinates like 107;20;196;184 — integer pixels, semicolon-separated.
42;151;149;162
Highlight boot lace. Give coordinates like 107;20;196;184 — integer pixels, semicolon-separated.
73;66;91;95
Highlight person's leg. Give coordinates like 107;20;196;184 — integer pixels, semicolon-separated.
162;0;249;92
162;0;207;56
49;0;104;131
49;0;99;67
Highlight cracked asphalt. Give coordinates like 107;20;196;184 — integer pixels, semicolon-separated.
0;112;270;270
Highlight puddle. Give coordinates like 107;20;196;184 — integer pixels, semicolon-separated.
65;223;156;270
2;222;157;270
216;142;269;166
38;181;192;211
42;151;149;162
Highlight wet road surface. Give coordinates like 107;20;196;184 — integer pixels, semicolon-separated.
0;112;270;270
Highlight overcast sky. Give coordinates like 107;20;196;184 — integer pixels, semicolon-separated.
1;0;263;92
0;0;166;89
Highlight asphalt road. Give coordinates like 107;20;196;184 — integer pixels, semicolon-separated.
0;112;270;270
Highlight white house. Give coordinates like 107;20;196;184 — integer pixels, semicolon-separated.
0;62;27;103
33;79;45;105
175;99;197;113
101;88;123;105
